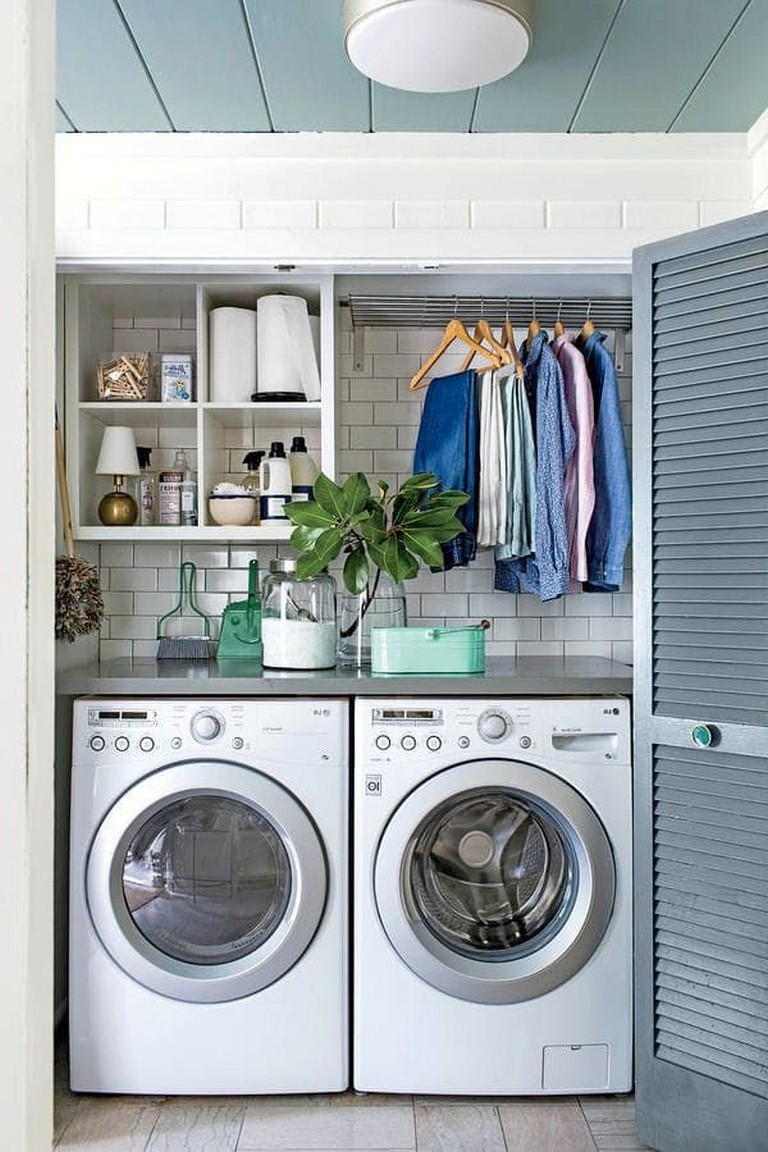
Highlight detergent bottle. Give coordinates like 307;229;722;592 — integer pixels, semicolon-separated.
258;442;292;521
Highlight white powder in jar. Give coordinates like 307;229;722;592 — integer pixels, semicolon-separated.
262;618;336;669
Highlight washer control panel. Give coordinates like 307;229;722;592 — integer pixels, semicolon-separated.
362;697;631;765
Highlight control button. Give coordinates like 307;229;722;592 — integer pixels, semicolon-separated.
477;710;512;743
375;734;391;751
232;736;244;750
139;736;155;753
114;736;130;752
458;735;471;749
401;734;417;751
692;724;719;748
191;710;223;743
519;735;532;749
171;737;182;750
89;735;105;752
426;735;442;752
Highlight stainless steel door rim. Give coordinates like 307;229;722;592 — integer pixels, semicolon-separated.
86;760;327;1003
374;758;615;1005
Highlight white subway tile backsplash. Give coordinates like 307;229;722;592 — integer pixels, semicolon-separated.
548;201;622;229
166;200;240;230
89;199;165;229
97;319;633;663
242;200;317;230
623;200;698;232
320;201;393;230
395;200;469;229
471;200;545;230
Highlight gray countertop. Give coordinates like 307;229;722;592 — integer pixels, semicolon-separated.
57;656;632;697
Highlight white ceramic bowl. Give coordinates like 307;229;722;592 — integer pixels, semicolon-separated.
208;494;257;526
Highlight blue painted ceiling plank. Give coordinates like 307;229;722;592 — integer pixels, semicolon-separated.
56;0;171;131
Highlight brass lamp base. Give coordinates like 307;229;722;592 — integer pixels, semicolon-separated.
98;487;138;526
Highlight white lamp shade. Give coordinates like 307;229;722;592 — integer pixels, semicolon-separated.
95;425;141;476
343;0;532;93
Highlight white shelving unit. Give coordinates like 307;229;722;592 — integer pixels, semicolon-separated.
62;272;335;542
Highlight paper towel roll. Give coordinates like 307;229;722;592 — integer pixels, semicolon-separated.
209;307;257;402
256;295;322;401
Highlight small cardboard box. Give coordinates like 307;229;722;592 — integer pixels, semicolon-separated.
161;354;193;402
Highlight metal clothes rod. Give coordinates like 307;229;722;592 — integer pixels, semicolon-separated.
344;294;633;330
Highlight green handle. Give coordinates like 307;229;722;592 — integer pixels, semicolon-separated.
156;561;211;638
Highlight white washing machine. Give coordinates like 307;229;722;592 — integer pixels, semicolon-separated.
70;697;348;1094
354;696;632;1095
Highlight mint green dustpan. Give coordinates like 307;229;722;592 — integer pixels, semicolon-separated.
216;560;263;662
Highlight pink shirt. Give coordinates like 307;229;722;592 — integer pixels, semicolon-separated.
551;334;595;582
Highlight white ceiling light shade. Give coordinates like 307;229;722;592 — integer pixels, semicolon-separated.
343;0;533;93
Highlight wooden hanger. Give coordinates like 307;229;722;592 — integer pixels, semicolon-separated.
409;318;501;390
500;319;524;376
460;318;511;372
580;301;595;340
553;301;565;339
525;316;540;350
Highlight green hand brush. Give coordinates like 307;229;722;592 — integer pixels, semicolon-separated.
156;561;215;660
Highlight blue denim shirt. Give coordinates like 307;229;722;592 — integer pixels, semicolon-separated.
413;370;478;568
578;330;631;591
495;332;575;600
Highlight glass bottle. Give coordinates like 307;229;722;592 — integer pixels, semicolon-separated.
175;448;197;527
135;445;156;526
261;558;336;669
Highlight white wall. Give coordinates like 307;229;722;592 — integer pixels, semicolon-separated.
749;108;768;212
56;132;754;268
2;0;55;1147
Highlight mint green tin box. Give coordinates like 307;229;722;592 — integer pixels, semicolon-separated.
371;625;487;675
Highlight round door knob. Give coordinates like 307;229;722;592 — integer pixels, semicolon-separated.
191;711;223;743
692;724;719;748
114;736;130;752
477;710;511;742
401;734;417;751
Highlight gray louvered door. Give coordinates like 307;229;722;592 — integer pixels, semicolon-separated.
633;211;768;1152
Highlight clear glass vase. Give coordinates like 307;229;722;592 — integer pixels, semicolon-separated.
337;570;407;668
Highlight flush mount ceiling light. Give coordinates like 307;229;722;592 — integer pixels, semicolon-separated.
343;0;532;93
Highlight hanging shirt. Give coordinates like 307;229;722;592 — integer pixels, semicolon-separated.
412;369;478;569
551;333;595;583
476;370;508;547
577;329;632;591
495;332;575;601
494;367;536;561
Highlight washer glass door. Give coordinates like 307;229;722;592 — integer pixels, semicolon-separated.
375;759;615;1004
87;761;327;1003
123;795;291;965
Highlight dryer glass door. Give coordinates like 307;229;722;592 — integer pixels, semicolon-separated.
87;761;327;1003
123;795;291;965
409;790;571;958
375;759;616;1004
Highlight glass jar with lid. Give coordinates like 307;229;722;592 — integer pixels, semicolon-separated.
261;559;337;669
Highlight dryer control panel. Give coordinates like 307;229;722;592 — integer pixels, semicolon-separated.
361;697;630;765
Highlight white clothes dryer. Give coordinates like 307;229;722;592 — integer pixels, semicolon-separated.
353;697;632;1095
70;697;348;1094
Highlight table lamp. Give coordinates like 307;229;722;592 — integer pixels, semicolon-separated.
95;425;141;525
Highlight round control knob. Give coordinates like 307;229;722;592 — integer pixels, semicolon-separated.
519;735;532;749
139;736;155;752
232;736;244;751
375;734;391;751
477;710;511;743
114;736;130;752
89;735;105;752
426;735;442;752
191;711;223;743
692;723;719;748
401;734;417;751
458;735;471;749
